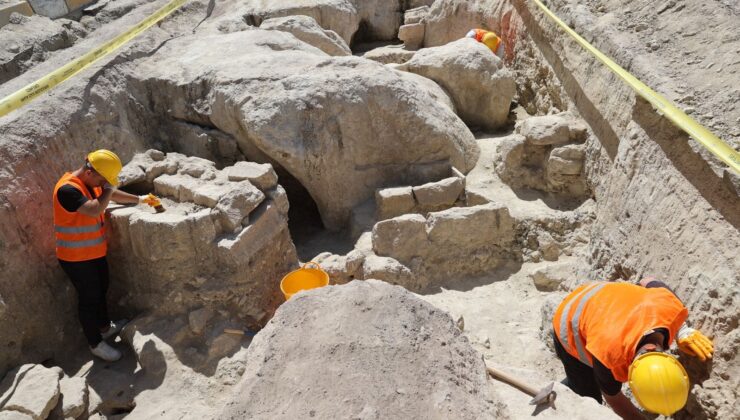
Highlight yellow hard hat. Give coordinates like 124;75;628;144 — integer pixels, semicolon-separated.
481;32;501;52
628;352;690;416
87;149;122;186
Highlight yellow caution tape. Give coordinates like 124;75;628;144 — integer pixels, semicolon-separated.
531;0;740;173
0;0;187;118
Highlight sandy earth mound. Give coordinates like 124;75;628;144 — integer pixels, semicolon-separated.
219;280;503;419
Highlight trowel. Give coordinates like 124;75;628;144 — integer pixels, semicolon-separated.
486;366;557;415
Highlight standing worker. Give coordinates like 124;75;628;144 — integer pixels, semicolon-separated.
53;149;160;361
552;278;713;419
465;28;504;58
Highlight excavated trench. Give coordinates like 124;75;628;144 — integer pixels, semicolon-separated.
0;1;737;419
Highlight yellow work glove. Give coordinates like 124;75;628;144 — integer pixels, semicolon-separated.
677;324;713;361
139;193;161;207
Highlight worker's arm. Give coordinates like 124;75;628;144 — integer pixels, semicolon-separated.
111;188;141;205
638;278;714;360
76;186;115;217
603;392;647;420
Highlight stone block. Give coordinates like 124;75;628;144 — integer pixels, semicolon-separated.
58;376;88;419
360;255;416;288
375;186;415;220
215;181;265;232
153;174;203;202
222;162;278;190
517;114;571;146
412;177;463;209
193;183;233;208
547;155;582;176
372;214;428;261
398;23;425;50
0;364;61;420
426;203;515;247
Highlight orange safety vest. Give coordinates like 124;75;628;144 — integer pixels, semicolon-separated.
53;173;107;262
553;282;687;382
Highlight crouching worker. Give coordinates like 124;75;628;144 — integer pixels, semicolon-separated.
54;149;154;361
465;28;504;58
552;278;713;419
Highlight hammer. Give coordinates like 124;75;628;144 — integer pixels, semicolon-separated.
486;366;557;413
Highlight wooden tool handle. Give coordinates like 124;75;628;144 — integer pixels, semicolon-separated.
487;367;539;397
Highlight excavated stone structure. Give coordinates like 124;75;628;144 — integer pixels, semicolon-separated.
496;112;590;197
108;150;297;325
0;2;479;375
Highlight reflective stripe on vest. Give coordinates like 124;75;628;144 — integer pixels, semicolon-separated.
558;282;607;366
56;236;106;248
54;222;103;234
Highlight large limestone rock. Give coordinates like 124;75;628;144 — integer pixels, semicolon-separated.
0;364;61;420
260;15;351;56
130;29;479;229
220;280;504;419
398;38;516;130
108;151;298;324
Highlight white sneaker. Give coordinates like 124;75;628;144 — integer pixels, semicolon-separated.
90;341;122;362
101;318;129;340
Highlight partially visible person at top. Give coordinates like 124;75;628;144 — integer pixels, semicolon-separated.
53;149;160;362
551;277;713;419
466;28;504;58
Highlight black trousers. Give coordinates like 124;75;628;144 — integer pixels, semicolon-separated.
59;257;110;346
552;331;603;404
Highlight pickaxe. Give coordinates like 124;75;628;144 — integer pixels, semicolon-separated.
487;366;557;415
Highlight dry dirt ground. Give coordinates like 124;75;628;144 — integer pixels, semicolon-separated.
0;0;738;419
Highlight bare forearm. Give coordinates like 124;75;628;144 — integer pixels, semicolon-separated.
78;187;114;216
604;392;646;420
112;189;140;204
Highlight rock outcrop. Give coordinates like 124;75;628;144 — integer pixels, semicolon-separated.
398;38;516;130
220;280;504;419
129;29;479;229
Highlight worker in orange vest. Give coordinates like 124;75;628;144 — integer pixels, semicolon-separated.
53;150;158;361
552;278;713;418
465;28;504;58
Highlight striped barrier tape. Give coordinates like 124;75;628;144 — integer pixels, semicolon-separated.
0;0;187;118
531;0;740;173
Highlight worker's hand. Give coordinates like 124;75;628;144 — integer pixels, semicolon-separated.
677;324;713;361
139;193;161;207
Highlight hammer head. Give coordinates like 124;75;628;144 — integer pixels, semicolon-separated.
529;382;557;409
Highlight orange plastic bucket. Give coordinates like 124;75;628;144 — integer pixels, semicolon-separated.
280;261;330;300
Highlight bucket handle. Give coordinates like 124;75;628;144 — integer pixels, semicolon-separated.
303;261;323;270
